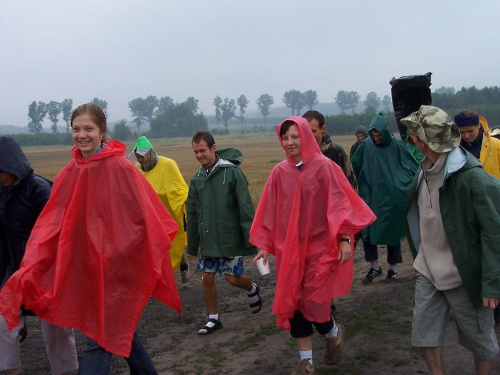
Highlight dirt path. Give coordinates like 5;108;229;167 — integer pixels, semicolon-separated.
18;241;500;374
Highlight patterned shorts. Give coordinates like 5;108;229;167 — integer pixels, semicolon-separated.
197;256;245;276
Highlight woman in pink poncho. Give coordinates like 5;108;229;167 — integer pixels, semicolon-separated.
250;116;375;373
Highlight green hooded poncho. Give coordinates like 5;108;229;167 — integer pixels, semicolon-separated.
351;113;418;245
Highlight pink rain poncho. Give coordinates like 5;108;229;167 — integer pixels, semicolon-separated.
250;116;376;329
0;141;181;357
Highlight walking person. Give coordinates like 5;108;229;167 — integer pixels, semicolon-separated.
0;136;78;375
403;105;500;375
187;131;262;335
133;136;190;284
351;112;418;283
0;104;181;374
250;117;375;374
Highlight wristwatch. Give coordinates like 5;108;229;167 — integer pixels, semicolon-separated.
340;237;351;244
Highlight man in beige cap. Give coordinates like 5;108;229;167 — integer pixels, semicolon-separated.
402;105;500;375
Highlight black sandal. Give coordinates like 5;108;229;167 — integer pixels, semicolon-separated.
198;318;223;335
248;283;262;314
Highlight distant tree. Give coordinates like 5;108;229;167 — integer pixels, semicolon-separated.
296;93;306;115
303;90;319;111
364;92;381;114
61;99;73;132
129;96;159;133
112;119;133;141
27;101;48;134
382;95;392;112
91;98;108;116
283;90;302;115
158;96;174;113
213;96;222;128
129;98;146;133
335;90;360;113
185;97;199;113
434;86;456;95
237;95;249;132
149;98;208;138
257;94;274;124
220;98;236;128
46;101;63;133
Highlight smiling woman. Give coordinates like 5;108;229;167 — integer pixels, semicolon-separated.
71;104;107;159
279;120;302;164
0;103;182;374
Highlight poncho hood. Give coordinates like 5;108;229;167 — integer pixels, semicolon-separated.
355;125;369;137
133;135;155;153
368;112;394;147
0;136;33;182
215;147;243;165
276;116;322;165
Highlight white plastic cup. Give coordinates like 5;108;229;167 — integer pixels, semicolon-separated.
256;257;271;276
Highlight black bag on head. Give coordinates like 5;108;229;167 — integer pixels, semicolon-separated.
390;72;432;140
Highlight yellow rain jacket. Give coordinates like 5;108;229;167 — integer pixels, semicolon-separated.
479;116;500;178
137;156;188;269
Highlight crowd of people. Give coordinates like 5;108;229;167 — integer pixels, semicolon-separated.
0;102;499;375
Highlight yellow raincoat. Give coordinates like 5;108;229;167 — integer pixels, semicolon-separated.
137;156;188;269
479;116;500;178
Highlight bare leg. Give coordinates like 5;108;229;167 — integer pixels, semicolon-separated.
224;274;253;291
7;368;22;375
296;336;313;351
180;255;188;272
421;347;445;375
202;272;217;314
474;356;493;375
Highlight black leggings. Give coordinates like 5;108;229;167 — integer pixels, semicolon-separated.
289;310;334;338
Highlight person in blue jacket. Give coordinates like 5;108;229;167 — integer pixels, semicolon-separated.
0;136;77;375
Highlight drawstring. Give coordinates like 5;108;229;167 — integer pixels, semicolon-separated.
223;168;226;184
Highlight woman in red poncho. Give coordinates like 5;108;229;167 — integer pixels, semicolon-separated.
250;116;376;374
0;104;181;374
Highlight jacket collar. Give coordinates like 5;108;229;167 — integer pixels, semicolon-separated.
417;147;466;186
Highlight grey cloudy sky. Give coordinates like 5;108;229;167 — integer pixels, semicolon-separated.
1;0;499;126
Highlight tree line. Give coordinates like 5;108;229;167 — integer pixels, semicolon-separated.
9;85;500;146
212;90;393;128
27;98;108;134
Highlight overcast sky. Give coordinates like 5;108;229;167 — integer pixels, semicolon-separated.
1;0;499;126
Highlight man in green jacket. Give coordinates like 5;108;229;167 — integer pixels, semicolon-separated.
402;106;500;375
351;113;418;284
187;131;261;335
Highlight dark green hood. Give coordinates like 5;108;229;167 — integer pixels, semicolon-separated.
368;113;393;147
215;148;243;165
355;125;369;137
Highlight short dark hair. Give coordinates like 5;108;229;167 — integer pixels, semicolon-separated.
192;131;215;148
279;120;296;138
302;110;325;127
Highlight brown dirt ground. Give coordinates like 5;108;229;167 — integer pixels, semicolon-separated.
16;240;500;375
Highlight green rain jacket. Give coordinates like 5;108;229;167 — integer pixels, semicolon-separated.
352;113;418;245
186;148;257;257
405;147;500;307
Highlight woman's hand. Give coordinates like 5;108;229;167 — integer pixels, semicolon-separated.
338;241;352;265
253;250;269;266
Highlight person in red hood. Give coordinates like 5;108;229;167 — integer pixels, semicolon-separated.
0;103;181;374
250;116;376;374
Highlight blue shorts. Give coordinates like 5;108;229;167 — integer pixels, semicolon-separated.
197;256;245;276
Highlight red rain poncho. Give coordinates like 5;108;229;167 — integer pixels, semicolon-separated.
250;117;376;328
0;141;181;356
